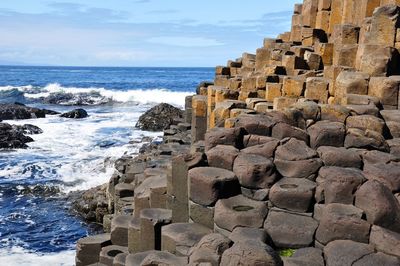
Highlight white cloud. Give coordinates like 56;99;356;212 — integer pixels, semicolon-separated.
147;36;224;47
95;51;152;61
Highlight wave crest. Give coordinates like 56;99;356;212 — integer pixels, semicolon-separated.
0;83;193;107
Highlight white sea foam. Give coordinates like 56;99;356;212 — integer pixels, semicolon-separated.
0;247;75;266
4;106;161;192
0;83;192;107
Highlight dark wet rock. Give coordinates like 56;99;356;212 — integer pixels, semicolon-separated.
42;92;109;106
60;108;88;119
0;103;57;120
70;184;110;223
136;103;184;131
0;122;35;149
12;124;43;135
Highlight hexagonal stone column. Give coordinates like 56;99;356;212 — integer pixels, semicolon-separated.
139;208;172;252
161;222;212;256
214;195;268;232
76;233;111;266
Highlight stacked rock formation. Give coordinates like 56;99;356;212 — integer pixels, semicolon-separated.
76;1;400;265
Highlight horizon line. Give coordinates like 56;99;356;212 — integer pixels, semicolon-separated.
0;64;216;68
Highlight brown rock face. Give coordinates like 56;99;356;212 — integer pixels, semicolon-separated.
188;167;240;206
233;153;278;189
355;180;400;233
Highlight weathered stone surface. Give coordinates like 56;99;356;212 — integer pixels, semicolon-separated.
355;180;400;233
189;167;240;206
271;122;309;144
308;121;346;148
335;71;369;103
332;24;360;45
189;233;231;266
139;208;172;251
136;103;183;131
370;225;400;258
316;167;365;204
274;158;323;180
269;178;316;212
283;247;324;266
234;114;276;136
381;109;400;137
320;104;350;123
205;127;245;151
317;146;362;168
128;217;140;254
323;240;374;266
189;200;214;229
264;210;318;248
345;128;389;152
353;252;400;266
363;162;400;192
214;195;268;231
161;222;212;256
76;234;111;266
305;77;329;104
110;215;133;247
99;245;128;266
315;203;371;245
126;250;187;266
292;101;321;121
275;138;317;161
346;115;386;135
233;153;277;189
369;77;400;106
229;227;268;244
241;137;279;158
364;5;400;47
220;240;282;266
206;145;239;171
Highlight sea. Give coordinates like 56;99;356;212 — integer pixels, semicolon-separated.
0;66;214;265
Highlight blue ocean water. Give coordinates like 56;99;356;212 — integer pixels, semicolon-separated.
0;66;214;265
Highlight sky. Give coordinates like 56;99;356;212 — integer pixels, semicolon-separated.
0;0;299;67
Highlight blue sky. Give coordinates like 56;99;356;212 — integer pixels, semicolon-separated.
0;0;298;66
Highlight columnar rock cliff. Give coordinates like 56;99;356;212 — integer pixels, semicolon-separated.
76;1;400;265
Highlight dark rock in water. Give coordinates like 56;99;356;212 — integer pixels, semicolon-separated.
136;103;184;131
0;122;34;149
0;103;56;120
42;92;109;106
61;108;88;119
70;184;110;223
12;124;43;135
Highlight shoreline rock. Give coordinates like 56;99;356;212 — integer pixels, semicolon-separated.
0;122;42;149
135;103;184;131
0;103;59;121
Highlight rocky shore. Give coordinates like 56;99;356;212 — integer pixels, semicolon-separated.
75;1;400;265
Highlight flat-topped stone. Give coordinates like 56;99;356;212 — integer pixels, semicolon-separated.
161;222;212;256
316;167;365;204
220;240;282;266
139;208;172;251
126;250;187;266
317;146;362;168
110;215;134;247
76;233;111;266
315;203;370;245
324;240;374;266
264;210;318;248
214;194;268;231
269;177;316;212
233;153;278;189
99;245;128;266
189;167;240;206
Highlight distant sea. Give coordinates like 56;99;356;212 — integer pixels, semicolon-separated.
0;66;214;265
